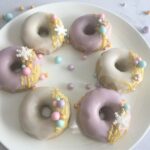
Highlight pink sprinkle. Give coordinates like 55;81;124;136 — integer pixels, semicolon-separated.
51;112;60;121
51;15;57;20
98;13;105;20
67;64;75;71
67;83;74;90
39;74;46;80
37;54;44;59
22;67;31;76
82;55;87;60
85;84;93;90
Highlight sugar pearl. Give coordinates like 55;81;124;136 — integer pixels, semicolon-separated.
51;112;60;121
55;56;62;64
99;13;105;20
123;103;130;110
67;64;75;71
22;67;31;76
67;83;74;90
38;54;43;59
18;5;25;11
99;26;107;34
142;26;149;34
56;119;65;128
3;13;14;22
57;100;65;108
137;60;147;68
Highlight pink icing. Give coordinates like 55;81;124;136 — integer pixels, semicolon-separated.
77;88;123;142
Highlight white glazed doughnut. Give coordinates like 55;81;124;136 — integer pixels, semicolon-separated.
22;12;67;55
19;87;70;140
96;48;147;93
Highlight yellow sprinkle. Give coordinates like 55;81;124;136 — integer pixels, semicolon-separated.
18;5;25;11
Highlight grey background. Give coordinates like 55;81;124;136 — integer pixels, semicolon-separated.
0;0;150;150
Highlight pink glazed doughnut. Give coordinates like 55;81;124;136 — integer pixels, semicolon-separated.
0;46;41;92
69;14;111;54
75;88;131;144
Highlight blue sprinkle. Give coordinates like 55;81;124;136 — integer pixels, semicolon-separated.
137;60;147;68
55;56;62;64
56;120;65;128
99;25;107;34
123;104;130;110
3;13;14;22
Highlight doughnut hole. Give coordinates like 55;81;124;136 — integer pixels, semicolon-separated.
115;59;131;72
99;106;115;121
84;24;96;35
10;60;22;73
38;26;50;37
40;105;52;118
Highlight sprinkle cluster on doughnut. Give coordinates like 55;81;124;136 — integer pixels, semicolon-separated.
69;14;111;53
22;12;67;54
0;46;41;92
96;48;147;93
19;88;70;140
75;88;130;144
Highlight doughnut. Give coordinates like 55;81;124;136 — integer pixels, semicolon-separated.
0;46;41;92
69;14;111;53
96;48;147;93
22;12;67;55
75;88;131;144
19;88;70;140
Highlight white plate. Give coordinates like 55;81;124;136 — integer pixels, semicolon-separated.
0;2;150;150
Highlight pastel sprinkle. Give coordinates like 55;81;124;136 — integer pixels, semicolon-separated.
37;54;44;59
67;83;74;90
18;5;25;11
67;64;75;71
56;119;65;128
22;67;31;76
56;96;61;101
123;103;130;110
99;25;107;34
137;60;147;68
3;13;14;22
55;56;62;64
57;100;65;108
51;112;60;121
39;74;46;80
141;26;149;34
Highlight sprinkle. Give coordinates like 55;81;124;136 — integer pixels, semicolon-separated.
16;47;33;60
51;15;57;21
22;67;31;76
123;103;130;110
137;60;147;68
120;2;126;7
67;64;75;71
99;25;107;34
81;55;87;60
54;25;67;36
39;74;46;80
56;119;65;128
67;83;74;90
37;54;44;59
51;112;60;121
22;65;26;68
133;74;141;81
3;13;14;22
55;56;62;64
143;10;150;15
18;5;25;11
57;100;65;108
141;26;149;34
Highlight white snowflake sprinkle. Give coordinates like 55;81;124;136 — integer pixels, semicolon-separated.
16;47;33;60
113;112;130;129
54;25;67;36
